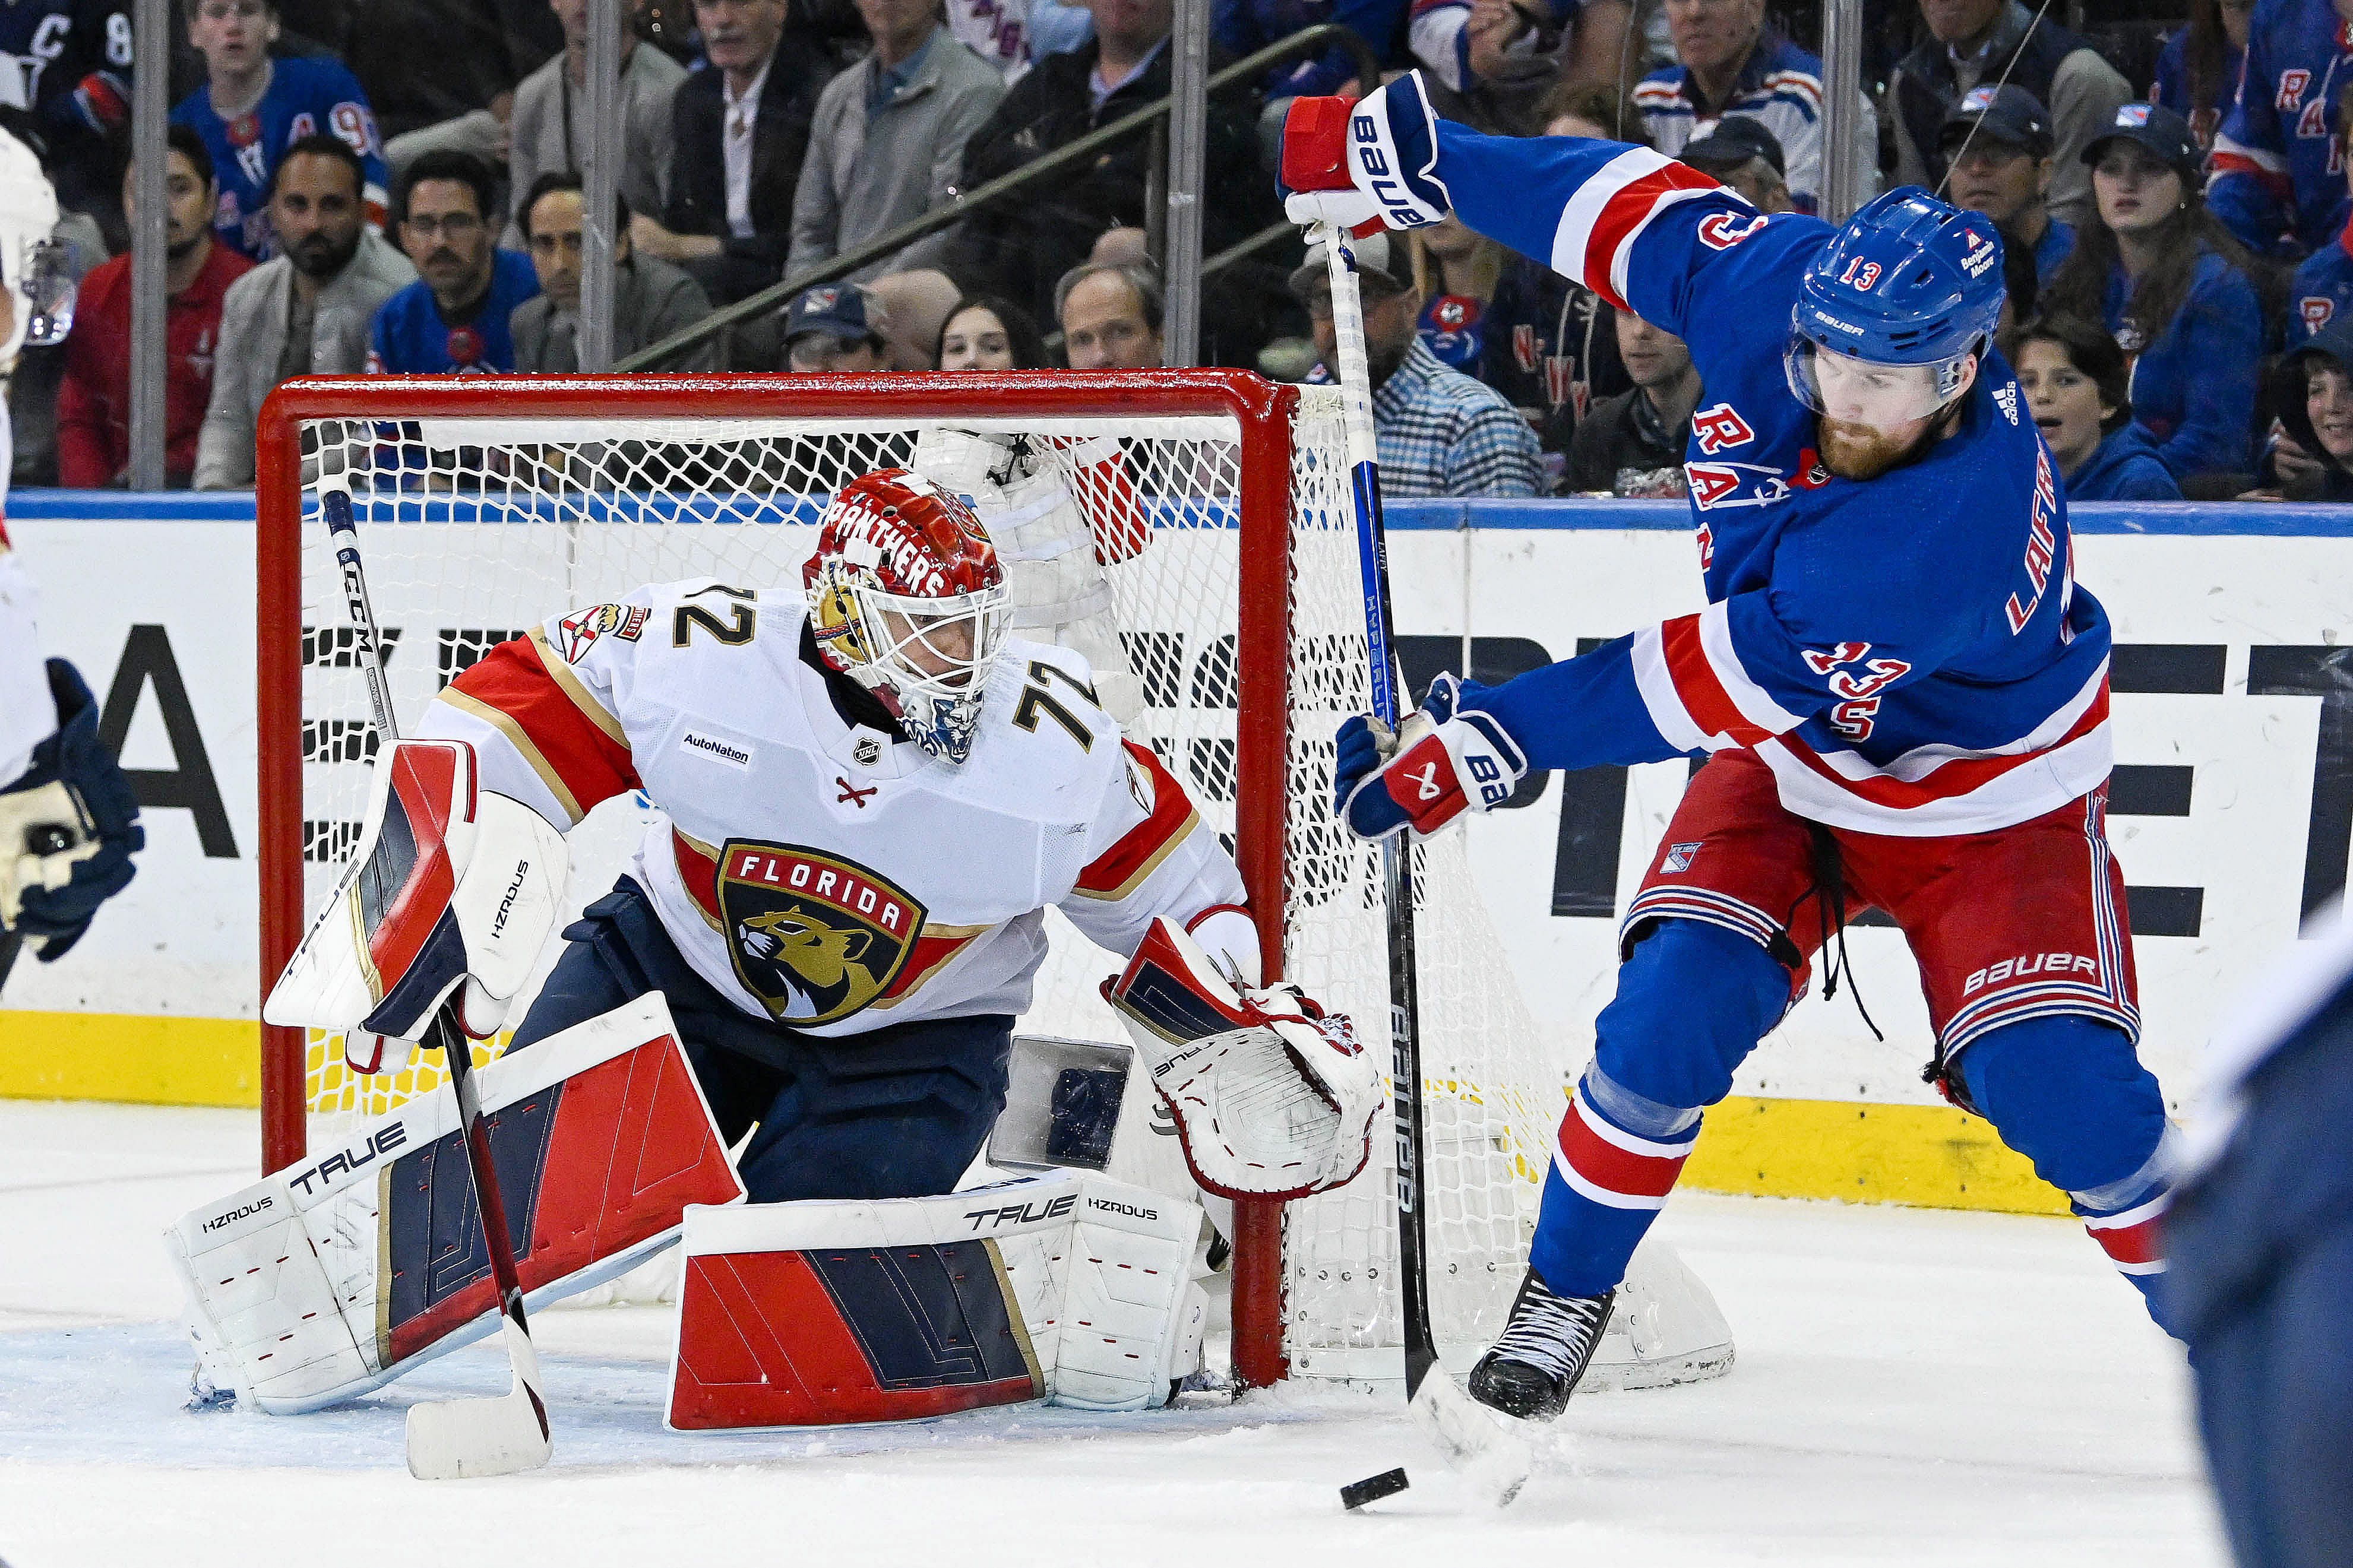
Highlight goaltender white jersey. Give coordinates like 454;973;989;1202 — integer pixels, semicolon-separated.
418;579;1244;1038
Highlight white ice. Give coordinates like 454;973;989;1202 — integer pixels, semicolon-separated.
0;1100;2227;1568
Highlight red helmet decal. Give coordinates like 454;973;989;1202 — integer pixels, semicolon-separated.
803;468;1002;598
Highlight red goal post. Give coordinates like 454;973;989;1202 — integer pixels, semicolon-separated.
256;370;1315;1386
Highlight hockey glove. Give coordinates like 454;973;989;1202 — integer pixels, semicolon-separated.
1278;72;1451;233
1108;916;1380;1200
1334;672;1527;841
0;660;142;961
265;738;568;1076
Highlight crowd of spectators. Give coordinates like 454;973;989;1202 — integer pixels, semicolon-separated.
17;0;2353;502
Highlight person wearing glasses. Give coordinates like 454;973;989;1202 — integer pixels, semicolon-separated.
366;149;539;373
170;0;390;261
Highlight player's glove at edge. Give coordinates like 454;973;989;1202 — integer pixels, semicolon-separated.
1106;916;1381;1201
1276;72;1452;232
264;737;568;1078
1335;671;1527;841
0;659;143;961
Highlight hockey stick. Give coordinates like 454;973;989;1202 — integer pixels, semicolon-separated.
1315;221;1533;1507
321;479;553;1481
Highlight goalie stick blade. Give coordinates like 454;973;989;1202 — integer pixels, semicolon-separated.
1408;1371;1533;1508
405;1317;552;1480
406;1381;551;1481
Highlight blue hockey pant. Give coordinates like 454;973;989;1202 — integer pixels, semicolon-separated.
507;877;1012;1203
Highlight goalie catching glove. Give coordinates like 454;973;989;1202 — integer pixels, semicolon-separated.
1334;672;1527;841
1106;916;1379;1200
264;738;568;1075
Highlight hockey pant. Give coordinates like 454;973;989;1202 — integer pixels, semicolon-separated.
508;877;1013;1204
2167;989;2353;1568
1529;918;2176;1329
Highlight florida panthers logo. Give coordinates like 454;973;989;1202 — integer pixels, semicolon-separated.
716;842;927;1024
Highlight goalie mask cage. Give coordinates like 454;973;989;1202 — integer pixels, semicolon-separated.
255;371;1563;1391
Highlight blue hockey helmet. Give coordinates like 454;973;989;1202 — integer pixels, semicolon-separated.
1785;187;2004;420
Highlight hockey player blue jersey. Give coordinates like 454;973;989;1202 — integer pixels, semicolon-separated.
1423;125;2113;837
171;56;387;261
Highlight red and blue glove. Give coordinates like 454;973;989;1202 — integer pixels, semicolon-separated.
1334;673;1527;841
1278;72;1453;233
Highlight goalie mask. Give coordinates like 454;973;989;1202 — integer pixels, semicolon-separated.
804;468;1011;765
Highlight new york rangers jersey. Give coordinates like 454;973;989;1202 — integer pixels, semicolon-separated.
418;583;1244;1037
1422;125;2113;838
172;56;388;260
2209;0;2353;254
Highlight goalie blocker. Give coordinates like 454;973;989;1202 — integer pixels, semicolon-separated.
167;995;744;1414
667;1171;1207;1428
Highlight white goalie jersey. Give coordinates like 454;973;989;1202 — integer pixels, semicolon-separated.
416;582;1248;1038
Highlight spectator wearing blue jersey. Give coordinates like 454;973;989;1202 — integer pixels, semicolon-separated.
1632;0;1874;214
2284;87;2353;340
368;150;538;372
2209;0;2352;255
172;0;388;260
1214;0;1402;102
2273;315;2353;498
1404;215;1504;378
1939;85;2071;324
2044;104;2266;483
2149;0;2249;151
1292;230;1540;498
2013;315;2181;501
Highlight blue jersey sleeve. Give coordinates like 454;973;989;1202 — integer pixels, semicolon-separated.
2209;21;2291;250
305;59;389;211
1428;120;1829;386
2141;263;2263;477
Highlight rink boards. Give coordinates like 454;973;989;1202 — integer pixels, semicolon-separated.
4;491;2349;1215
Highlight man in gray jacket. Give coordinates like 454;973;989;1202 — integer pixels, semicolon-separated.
788;0;1004;282
510;172;714;369
507;0;685;243
195;135;418;490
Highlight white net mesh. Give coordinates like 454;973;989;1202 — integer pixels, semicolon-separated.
278;387;1561;1377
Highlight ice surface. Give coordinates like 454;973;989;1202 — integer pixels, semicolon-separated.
0;1101;2226;1567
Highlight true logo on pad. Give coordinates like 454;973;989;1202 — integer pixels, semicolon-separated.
716;841;927;1025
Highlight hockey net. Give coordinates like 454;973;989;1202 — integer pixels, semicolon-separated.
255;372;1568;1388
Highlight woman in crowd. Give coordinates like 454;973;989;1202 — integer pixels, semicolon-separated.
935;293;1046;371
2012;314;2181;501
2151;0;2250;152
2042;102;2268;485
1476;80;1638;487
2262;315;2353;500
1408;215;1507;377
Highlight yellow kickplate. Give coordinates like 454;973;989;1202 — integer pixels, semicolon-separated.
0;1011;262;1107
1682;1094;2070;1217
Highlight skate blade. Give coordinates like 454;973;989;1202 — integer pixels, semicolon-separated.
1408;1372;1534;1507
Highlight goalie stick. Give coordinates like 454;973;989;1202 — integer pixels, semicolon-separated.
1313;218;1534;1508
321;479;553;1481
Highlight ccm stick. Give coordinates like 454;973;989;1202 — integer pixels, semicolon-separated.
1315;219;1533;1509
321;478;554;1480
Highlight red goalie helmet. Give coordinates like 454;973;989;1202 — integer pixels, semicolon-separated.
804;468;1011;764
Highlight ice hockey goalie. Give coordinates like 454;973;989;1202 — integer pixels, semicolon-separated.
199;466;1379;1423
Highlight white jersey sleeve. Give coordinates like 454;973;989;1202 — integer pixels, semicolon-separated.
1055;728;1247;963
0;533;57;789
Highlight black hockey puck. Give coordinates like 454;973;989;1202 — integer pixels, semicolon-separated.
1340;1467;1410;1510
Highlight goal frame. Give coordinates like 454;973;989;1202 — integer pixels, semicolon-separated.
255;369;1309;1386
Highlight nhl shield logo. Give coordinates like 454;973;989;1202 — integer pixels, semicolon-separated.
716;841;926;1024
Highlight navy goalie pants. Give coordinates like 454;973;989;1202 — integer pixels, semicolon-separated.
2167;977;2353;1568
506;878;1013;1204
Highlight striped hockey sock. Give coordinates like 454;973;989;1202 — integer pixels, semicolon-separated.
1528;1078;1699;1298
